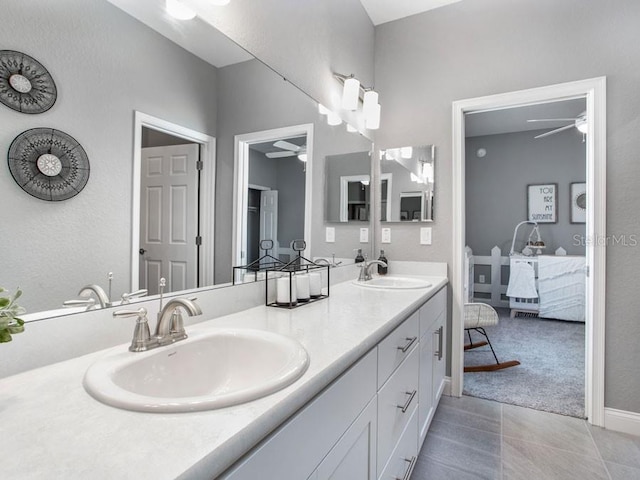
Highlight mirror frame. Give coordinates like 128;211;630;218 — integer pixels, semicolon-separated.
131;111;217;291
232;123;314;269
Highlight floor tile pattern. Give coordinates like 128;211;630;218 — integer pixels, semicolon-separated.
412;395;640;480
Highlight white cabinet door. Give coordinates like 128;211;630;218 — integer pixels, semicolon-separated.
418;327;434;447
313;397;378;480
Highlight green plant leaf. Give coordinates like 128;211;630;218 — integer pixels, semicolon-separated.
0;329;12;343
0;297;10;308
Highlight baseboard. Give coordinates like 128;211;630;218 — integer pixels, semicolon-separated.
443;376;452;397
604;407;640;436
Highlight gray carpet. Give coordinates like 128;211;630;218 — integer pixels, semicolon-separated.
463;308;585;418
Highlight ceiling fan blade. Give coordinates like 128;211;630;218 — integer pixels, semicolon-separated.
534;124;575;139
273;140;301;152
527;118;578;123
266;150;296;158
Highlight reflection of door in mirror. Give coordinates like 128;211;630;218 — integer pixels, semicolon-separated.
234;124;312;272
140;138;199;296
399;192;422;222
133;112;217;296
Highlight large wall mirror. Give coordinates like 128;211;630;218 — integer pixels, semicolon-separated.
380;145;436;222
0;0;372;320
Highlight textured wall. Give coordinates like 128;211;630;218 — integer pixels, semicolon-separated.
374;0;640;412
0;0;218;312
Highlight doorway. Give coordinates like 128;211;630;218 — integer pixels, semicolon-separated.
131;111;216;295
233;124;314;272
451;77;607;426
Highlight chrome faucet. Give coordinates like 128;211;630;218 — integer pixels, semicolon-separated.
155;297;202;345
357;260;388;282
78;284;111;308
113;296;202;352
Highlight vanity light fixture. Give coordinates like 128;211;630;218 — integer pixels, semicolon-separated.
166;0;196;20
327;111;342;126
363;90;381;130
341;75;360;111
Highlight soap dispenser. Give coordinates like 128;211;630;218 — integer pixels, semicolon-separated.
377;250;388;275
355;248;365;263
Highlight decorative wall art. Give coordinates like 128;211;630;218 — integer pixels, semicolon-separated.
7;128;90;201
571;182;586;224
527;183;557;223
0;50;57;114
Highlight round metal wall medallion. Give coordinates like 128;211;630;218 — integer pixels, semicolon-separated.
0;50;57;114
7;128;90;201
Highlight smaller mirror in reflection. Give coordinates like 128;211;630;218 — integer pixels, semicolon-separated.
325;151;372;222
381;145;435;222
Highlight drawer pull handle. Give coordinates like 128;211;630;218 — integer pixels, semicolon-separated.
397;389;417;413
397;336;417;353
395;456;417;480
433;325;443;360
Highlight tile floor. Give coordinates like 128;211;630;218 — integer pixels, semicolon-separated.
413;395;640;480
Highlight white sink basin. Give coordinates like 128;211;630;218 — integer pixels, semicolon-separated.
353;276;432;290
83;328;309;413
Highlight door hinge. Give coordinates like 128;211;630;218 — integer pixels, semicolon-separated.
196;160;204;171
195;236;202;246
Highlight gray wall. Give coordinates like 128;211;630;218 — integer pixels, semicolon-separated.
374;0;640;413
466;129;586;256
215;58;372;283
0;0;218;312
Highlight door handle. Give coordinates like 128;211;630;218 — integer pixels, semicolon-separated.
139;248;147;255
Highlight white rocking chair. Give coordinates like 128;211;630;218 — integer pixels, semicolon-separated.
464;303;520;372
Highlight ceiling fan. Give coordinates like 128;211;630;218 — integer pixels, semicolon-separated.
527;111;587;139
266;140;307;160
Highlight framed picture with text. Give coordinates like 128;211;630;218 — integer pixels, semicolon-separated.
527;183;557;223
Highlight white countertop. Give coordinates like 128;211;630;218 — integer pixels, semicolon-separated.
2;276;447;480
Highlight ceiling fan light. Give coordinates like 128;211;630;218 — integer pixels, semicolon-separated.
576;119;588;134
166;0;196;20
341;77;360;111
298;153;308;162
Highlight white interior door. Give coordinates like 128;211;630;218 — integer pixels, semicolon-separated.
140;144;199;294
259;190;279;260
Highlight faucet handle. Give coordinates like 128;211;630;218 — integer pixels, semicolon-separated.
121;289;148;304
113;308;153;352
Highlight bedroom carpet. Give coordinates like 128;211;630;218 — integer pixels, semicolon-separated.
463;308;585;418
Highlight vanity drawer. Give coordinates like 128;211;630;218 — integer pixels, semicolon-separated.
377;311;419;388
419;286;446;338
377;346;419;474
377;407;418;480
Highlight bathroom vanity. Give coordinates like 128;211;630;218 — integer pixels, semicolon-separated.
1;272;447;479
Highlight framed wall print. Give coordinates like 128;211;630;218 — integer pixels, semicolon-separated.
527;183;557;223
570;182;586;223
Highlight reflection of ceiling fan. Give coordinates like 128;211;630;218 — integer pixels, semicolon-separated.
527;111;587;139
266;140;307;160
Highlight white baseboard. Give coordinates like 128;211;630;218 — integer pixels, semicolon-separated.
604;407;640;436
443;376;452;397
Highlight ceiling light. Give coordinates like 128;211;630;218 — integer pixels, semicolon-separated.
166;0;196;20
327;111;342;126
576;118;588;134
341;76;360;111
361;179;370;186
297;153;308;162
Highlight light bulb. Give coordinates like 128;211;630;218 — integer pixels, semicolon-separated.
297;153;308;162
365;103;381;130
341;77;360;111
363;90;378;119
166;0;196;20
327;111;342;126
